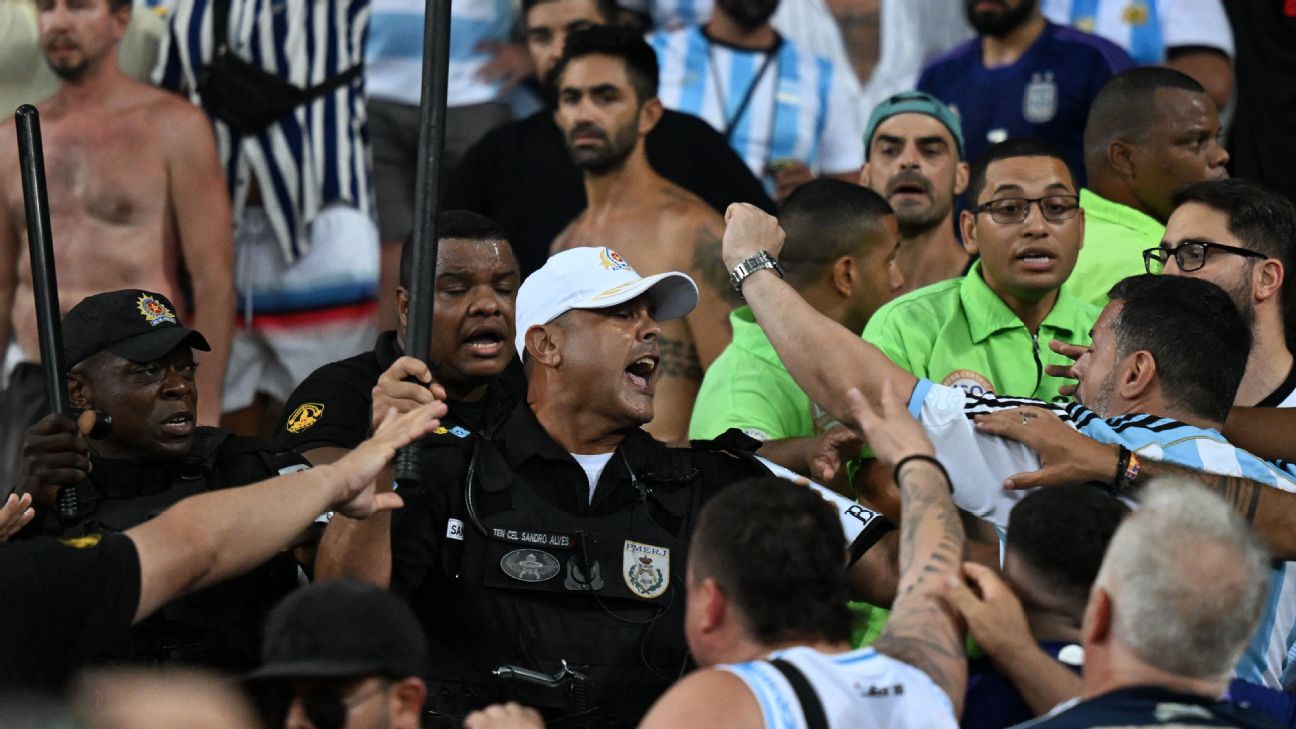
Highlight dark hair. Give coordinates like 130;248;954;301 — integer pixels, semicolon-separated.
550;25;659;103
690;477;852;644
522;0;622;26
778;180;895;288
1107;274;1252;423
1083;67;1205;166
1006;485;1129;610
108;0;131;12
1172;179;1296;317
966;138;1076;208
398;210;512;290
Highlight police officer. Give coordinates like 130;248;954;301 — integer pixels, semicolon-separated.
318;247;899;728
15;289;310;672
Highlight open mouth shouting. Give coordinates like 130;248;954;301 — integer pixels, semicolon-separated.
1014;246;1058;272
158;410;195;437
624;355;659;392
462;324;508;359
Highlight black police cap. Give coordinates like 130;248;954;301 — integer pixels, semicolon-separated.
63;289;210;367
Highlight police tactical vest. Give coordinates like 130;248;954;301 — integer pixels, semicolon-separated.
413;432;763;728
58;427;304;670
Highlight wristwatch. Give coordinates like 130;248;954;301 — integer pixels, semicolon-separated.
729;250;785;296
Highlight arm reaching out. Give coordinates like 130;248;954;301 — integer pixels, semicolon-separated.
720;204;917;423
126;401;445;623
848;381;967;715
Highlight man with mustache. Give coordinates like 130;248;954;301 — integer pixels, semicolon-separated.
860;91;971;294
550;26;740;443
650;0;863;202
918;0;1132;186
0;0;235;480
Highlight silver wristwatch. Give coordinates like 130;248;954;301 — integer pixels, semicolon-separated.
729;250;785;295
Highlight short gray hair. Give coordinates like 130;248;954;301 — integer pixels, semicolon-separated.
1095;477;1271;679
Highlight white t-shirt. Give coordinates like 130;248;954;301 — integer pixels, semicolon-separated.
570;451;615;503
719;645;959;729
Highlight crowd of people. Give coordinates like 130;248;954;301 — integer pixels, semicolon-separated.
3;0;1296;727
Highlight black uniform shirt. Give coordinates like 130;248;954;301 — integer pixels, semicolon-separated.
0;533;140;689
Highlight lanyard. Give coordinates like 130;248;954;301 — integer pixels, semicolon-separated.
710;39;782;141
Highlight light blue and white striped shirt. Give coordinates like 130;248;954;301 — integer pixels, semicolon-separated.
1041;0;1233;65
366;0;513;108
720;646;959;729
908;380;1296;689
650;26;862;185
154;0;373;264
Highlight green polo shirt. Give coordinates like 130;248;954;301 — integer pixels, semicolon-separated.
690;306;830;440
862;260;1099;403
1064;188;1165;308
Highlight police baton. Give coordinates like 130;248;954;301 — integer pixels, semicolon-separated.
15;105;78;522
392;0;452;489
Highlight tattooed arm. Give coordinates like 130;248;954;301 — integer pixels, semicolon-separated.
847;383;967;715
687;215;740;368
643;326;704;444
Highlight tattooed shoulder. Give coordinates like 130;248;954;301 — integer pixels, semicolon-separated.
658;335;703;382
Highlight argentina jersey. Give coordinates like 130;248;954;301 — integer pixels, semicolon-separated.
909;378;1296;688
1041;0;1234;65
366;0;513;107
719;646;959;729
650;26;863;188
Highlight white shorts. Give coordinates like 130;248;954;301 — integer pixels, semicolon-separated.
222;205;380;412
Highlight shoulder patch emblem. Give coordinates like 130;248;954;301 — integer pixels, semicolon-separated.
136;294;177;327
942;369;995;397
60;535;102;549
623;540;670;598
286;403;325;433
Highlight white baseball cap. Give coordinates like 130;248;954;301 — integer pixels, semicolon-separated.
515;246;699;358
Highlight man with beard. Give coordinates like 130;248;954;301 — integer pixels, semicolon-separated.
650;0;863;202
860;91;971;294
1064;68;1230;307
918;0;1132;186
550;26;740;443
448;0;773;277
0;0;235;480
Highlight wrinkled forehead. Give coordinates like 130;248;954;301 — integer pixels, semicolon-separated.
871;113;957;150
558;53;632;90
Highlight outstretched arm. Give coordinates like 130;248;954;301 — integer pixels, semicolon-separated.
720;204;917;423
126;402;444;623
1225;407;1296;464
849;382;966;715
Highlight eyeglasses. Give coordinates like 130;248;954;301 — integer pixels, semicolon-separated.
1143;240;1268;274
971;195;1080;224
255;679;389;729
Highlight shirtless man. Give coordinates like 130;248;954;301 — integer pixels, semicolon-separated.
550;26;737;442
0;0;234;429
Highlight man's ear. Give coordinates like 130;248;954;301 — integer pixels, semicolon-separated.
953;161;970;196
1108;140;1136;179
1254;259;1283;305
526;325;562;368
68;371;92;410
639;98;664;135
831;256;857;299
396;287;410;332
1081;586;1113;646
389;677;428;729
698;577;728;634
858;162;873;188
1119;350;1158;402
959;209;979;256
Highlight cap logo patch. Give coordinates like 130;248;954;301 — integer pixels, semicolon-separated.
599;248;633;273
136;294;177;327
286;402;324;433
623;540;669;598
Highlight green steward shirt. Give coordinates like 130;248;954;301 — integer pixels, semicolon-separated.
690;306;833;440
863;260;1100;403
1064;188;1165;308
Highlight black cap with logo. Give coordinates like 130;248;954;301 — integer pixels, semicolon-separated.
244;580;430;682
63;289;210;367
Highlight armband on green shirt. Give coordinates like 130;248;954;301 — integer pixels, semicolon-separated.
1064;188;1165;308
690;307;834;441
862;260;1099;404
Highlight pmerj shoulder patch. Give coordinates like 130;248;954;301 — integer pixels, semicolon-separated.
623;540;670;598
500;549;561;582
286;403;325;433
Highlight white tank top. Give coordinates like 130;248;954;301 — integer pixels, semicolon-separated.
718;646;960;729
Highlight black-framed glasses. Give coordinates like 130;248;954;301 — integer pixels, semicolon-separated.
1143;239;1268;274
971;195;1080;224
254;679;389;729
